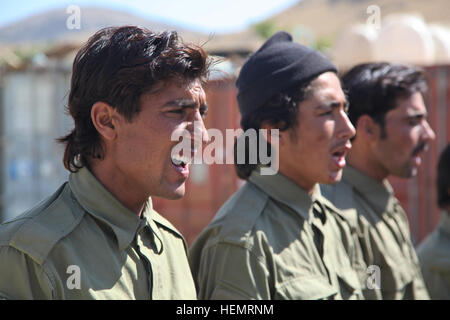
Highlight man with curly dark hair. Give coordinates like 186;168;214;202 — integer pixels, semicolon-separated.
0;26;210;299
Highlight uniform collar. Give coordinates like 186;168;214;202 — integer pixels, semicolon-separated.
342;165;394;214
69;167;151;251
249;170;322;222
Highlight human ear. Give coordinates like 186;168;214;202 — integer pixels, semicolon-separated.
90;102;119;141
356;115;381;141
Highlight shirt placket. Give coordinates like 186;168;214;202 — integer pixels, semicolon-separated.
133;221;154;299
310;201;335;289
138;223;165;299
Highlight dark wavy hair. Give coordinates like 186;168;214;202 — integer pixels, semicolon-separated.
342;62;427;136
234;80;314;180
58;26;210;172
437;144;450;209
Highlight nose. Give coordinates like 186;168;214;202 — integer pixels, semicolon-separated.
191;111;209;144
422;120;435;142
337;110;356;141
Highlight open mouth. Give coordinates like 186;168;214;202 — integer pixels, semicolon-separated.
332;151;346;168
170;145;198;177
331;144;351;169
170;136;198;174
411;143;428;167
171;154;192;168
412;151;424;167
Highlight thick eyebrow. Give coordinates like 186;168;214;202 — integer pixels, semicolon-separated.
404;112;427;120
162;98;208;113
163;98;198;108
316;100;349;110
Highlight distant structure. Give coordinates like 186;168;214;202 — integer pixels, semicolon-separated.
374;14;435;65
429;24;450;64
333;14;450;69
332;24;378;69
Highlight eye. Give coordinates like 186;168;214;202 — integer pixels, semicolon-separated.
320;110;333;116
407;117;422;126
167;109;184;115
200;107;208;119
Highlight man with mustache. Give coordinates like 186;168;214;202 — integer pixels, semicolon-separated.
0;26;210;299
321;62;435;299
189;31;362;299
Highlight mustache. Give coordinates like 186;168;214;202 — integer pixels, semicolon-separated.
412;142;428;156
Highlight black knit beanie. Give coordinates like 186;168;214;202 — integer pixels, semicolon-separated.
236;31;337;118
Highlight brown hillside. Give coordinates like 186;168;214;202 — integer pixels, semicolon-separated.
272;0;447;40
206;0;449;54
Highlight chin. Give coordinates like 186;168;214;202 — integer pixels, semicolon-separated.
393;166;417;179
156;183;186;200
167;192;185;200
168;187;186;200
326;170;343;184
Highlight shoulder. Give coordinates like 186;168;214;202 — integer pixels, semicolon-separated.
151;209;184;239
0;182;85;266
320;181;356;210
192;182;270;251
150;209;190;252
320;182;358;227
149;209;194;273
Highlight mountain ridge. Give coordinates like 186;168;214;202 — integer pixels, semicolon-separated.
0;6;208;46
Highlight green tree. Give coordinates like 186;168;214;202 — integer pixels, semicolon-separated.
253;20;278;40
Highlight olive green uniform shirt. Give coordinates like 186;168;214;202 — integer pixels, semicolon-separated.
321;165;429;300
417;212;450;299
0;167;196;300
189;171;363;300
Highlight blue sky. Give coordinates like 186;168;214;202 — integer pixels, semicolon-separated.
0;0;299;33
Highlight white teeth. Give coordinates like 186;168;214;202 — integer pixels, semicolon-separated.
171;154;192;166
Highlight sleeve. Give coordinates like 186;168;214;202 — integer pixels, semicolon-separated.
192;242;272;300
0;245;54;300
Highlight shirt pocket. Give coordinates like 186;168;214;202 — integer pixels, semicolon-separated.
275;275;338;300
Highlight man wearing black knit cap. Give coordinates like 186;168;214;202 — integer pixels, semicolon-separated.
189;31;362;299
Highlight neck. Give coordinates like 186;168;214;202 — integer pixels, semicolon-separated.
277;168;316;196
347;140;388;183
89;159;146;216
